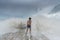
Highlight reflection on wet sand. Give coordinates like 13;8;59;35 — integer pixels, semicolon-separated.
39;33;49;40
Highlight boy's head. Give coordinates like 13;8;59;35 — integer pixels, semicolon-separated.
29;17;31;20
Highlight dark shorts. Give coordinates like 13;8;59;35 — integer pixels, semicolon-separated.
27;25;31;28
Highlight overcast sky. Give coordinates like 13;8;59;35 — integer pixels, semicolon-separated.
0;0;60;19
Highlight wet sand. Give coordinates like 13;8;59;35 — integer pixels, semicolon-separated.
0;28;49;40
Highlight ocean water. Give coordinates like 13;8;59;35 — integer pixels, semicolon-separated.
0;6;60;40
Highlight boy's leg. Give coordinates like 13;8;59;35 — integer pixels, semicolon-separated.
29;27;31;35
29;27;32;39
26;27;28;34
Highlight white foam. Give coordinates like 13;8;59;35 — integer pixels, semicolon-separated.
0;18;26;35
31;7;60;40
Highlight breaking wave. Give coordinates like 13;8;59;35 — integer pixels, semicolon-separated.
0;6;60;40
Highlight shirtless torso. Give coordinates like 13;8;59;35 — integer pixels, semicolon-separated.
27;20;31;28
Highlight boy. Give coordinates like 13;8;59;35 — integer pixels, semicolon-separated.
26;17;32;35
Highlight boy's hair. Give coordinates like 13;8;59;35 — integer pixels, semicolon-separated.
29;17;31;19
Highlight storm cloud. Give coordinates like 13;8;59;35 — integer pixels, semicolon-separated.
0;0;60;19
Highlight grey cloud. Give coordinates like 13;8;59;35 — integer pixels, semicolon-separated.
0;0;60;18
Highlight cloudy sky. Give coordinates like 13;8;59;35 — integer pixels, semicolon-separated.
0;0;60;19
